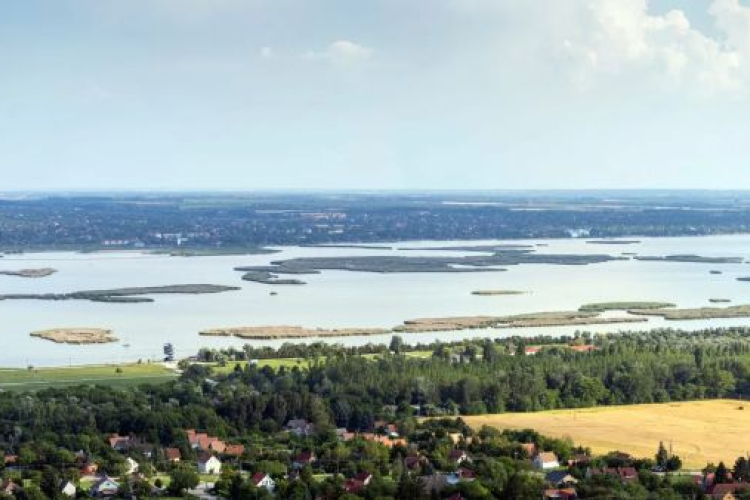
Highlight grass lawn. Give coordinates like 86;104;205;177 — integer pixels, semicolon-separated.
0;363;177;391
211;358;310;374
212;351;433;374
463;399;750;469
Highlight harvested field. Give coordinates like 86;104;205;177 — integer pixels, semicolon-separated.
463;400;750;469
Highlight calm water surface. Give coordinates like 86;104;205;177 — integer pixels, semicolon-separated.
2;235;750;366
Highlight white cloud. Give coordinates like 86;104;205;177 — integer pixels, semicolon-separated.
452;0;750;98
552;0;747;96
302;40;373;67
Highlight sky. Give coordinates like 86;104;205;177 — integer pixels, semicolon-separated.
2;0;750;191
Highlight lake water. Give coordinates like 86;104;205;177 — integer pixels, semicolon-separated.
2;235;750;367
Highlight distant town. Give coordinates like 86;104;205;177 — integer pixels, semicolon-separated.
2;192;750;251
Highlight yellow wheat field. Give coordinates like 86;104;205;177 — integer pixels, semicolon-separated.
463;400;750;469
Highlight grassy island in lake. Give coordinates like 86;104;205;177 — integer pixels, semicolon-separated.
635;254;744;264
0;284;240;303
30;328;118;344
200;326;390;339
578;301;675;312
628;304;750;320
0;268;57;278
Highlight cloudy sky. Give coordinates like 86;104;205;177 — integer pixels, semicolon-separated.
2;0;750;190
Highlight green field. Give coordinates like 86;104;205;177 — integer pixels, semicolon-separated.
211;351;433;374
0;363;177;391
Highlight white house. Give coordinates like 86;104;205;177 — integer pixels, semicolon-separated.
250;473;275;493
90;476;121;497
534;452;560;470
61;481;77;497
125;457;139;475
197;453;222;475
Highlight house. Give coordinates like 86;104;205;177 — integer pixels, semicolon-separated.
586;467;638;483
345;479;365;494
197;453;222;474
344;473;372;495
81;462;99;475
292;451;316;469
544;488;578;499
90;476;121;497
456;468;477;482
709;483;750;499
186;429;226;453
108;434;131;451
223;444;245;458
570;345;597;353
125;457;139;475
448;449;471;465
339;431;357;441
534;452;561;470
448;433;463;445
405;455;428;470
60;481;77;497
546;471;579;487
286;419;315;437
250;473;275;493
3;454;18;466
354;472;373;486
525;346;542;355
164;447;181;463
567;454;591;467
360;433;407;448
1;481;21;496
520;442;537;458
207;438;227;454
420;473;451;495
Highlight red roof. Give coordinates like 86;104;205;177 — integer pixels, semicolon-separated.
164;448;181;461
589;467;637;482
457;468;476;480
251;473;268;486
293;451;315;464
360;433;407;448
710;483;750;497
223;444;244;457
345;479;364;493
544;488;577;499
354;471;372;483
570;345;597;353
521;443;537;456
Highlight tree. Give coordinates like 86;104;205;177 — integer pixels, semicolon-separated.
736;456;750;482
666;455;682;472
482;342;498;363
655;441;668;468
168;465;199;495
715;462;730;484
396;473;425;499
390;336;404;354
